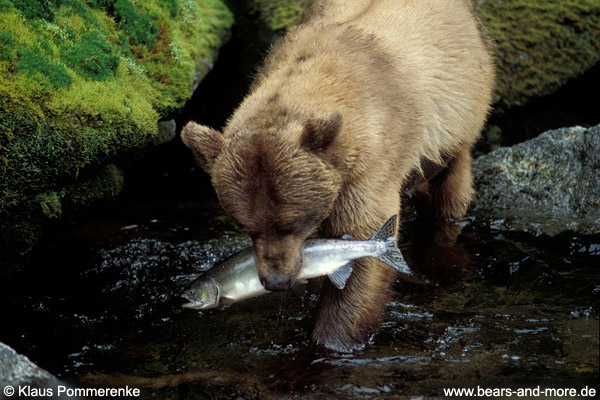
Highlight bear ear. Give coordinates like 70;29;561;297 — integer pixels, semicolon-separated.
181;122;226;174
301;112;342;153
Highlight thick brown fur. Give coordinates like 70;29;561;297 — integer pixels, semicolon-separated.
182;0;495;350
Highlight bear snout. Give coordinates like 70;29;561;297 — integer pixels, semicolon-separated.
253;234;304;292
260;272;293;292
256;255;300;292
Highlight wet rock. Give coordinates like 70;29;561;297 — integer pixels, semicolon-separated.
471;124;600;236
154;120;177;145
0;342;72;399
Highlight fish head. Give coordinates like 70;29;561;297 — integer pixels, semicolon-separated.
182;277;219;310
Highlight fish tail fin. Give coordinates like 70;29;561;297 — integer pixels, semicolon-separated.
377;237;411;275
371;215;412;275
370;215;398;241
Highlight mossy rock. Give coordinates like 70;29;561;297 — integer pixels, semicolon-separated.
480;0;600;108
248;0;304;33
1;163;125;272
0;0;233;265
248;0;600;108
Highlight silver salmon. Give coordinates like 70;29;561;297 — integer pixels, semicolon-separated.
182;215;410;310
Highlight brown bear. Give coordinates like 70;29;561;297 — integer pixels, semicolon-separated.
182;0;495;351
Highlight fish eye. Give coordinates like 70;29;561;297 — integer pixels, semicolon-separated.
187;289;196;297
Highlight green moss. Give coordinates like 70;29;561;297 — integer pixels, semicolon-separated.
37;191;62;219
58;0;100;26
0;30;16;61
0;163;124;265
250;0;303;32
11;0;56;21
17;46;73;89
479;0;600;108
0;0;234;264
63;24;78;41
117;32;133;57
0;0;12;12
88;0;115;8
161;0;178;17
38;38;53;55
62;163;124;211
61;32;120;81
114;0;159;48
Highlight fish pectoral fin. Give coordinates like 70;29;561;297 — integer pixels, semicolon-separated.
217;297;234;311
327;262;354;290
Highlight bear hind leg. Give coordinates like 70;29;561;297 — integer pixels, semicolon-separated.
412;149;474;247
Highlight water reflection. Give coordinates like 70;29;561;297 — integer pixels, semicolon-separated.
0;210;597;398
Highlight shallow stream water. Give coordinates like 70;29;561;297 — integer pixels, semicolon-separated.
0;186;598;399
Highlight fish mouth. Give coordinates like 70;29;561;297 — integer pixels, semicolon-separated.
181;292;219;310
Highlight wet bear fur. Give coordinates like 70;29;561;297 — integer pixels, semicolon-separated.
182;0;495;351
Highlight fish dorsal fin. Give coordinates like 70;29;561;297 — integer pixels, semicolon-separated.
370;215;398;241
328;262;354;290
340;234;353;240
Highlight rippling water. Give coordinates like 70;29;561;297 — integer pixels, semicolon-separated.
1;196;598;399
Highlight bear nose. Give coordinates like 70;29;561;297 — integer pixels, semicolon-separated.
260;272;292;292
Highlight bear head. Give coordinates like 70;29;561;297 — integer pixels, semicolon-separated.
182;112;344;291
